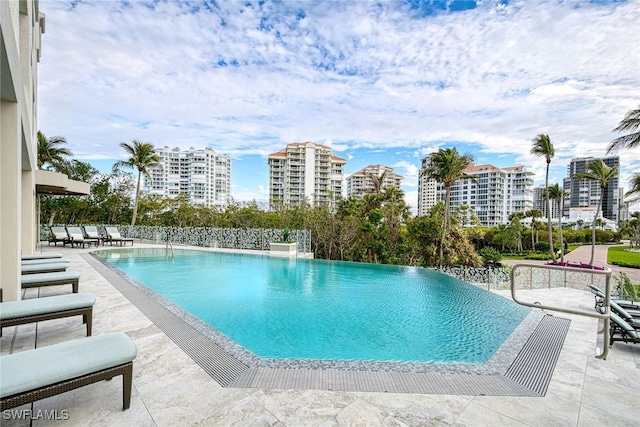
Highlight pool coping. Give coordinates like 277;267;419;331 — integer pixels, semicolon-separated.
84;251;569;396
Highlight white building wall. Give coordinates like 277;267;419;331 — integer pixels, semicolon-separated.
1;0;43;301
304;144;315;200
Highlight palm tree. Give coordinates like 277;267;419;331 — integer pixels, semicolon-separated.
366;170;387;196
544;183;565;263
625;172;640;204
421;148;474;265
525;209;543;250
530;134;556;263
37;131;72;170
607;106;640;153
576;159;618;266
113;140;162;226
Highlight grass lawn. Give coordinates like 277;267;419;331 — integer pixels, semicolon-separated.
607;245;640;269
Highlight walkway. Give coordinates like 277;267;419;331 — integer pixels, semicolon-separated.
503;244;640;284
1;244;638;426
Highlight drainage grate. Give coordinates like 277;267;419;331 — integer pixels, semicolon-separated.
505;315;571;396
85;253;571;396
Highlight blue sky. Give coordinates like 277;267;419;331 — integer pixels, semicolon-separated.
38;0;639;212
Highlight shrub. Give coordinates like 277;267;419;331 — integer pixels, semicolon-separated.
479;247;502;263
614;273;640;301
535;242;550;252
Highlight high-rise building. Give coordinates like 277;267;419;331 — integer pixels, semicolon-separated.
346;165;403;198
268;141;346;209
144;146;231;209
563;156;621;223
418;155;534;226
533;185;562;220
417;156;439;216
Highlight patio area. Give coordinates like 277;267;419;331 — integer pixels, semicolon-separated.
2;244;639;426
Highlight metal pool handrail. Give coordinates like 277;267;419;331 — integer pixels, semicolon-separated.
166;240;174;259
510;263;612;360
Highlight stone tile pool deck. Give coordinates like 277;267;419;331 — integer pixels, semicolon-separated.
2;244;639;426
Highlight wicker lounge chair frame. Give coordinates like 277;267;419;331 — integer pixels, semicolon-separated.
1;306;92;337
21;272;80;293
609;312;640;346
0;362;133;411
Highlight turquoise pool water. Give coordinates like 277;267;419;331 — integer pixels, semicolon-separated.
96;248;529;364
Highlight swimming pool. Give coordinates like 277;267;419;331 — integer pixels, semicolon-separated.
96;248;529;364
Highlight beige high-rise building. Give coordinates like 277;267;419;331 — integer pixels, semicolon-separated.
418;155;534;226
1;1;89;301
346;165;403;198
144;146;232;209
268;141;346;209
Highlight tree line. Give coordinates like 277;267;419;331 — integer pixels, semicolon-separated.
37;106;640;268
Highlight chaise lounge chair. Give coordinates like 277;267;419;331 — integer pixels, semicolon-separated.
0;292;95;337
609;312;640;346
22;253;64;260
21;257;71;265
48;226;71;247
596;300;640;329
21;262;69;275
0;332;137;410
21;271;81;293
83;225;104;246
66;226;99;248
105;226;134;246
589;285;639;310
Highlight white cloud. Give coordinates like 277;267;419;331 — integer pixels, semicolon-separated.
37;0;639;199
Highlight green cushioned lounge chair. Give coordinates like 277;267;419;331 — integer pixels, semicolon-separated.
21;253;64;260
21;257;71;265
21;262;69;275
589;285;639;310
0;292;95;337
0;332;137;410
21;271;81;293
609;312;640;346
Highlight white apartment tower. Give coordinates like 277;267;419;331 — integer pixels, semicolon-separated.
144;146;231;209
268;141;346;209
346;165;403;198
418;156;534;226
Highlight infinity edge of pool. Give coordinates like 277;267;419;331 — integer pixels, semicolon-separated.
90;247;545;376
